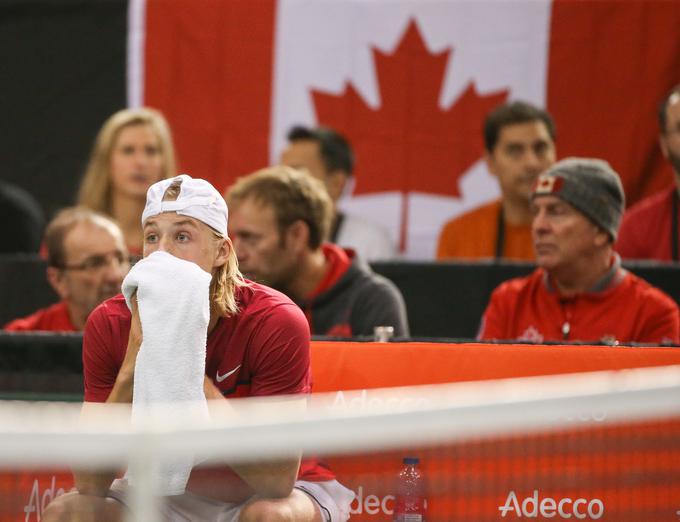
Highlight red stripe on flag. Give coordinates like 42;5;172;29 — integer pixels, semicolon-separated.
547;0;680;206
144;0;277;192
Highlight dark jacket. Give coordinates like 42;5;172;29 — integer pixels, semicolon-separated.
297;254;409;338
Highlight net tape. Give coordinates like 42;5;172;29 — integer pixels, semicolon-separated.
1;365;680;470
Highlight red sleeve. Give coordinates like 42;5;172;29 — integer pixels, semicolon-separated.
3;316;35;331
247;302;311;397
4;303;75;332
3;308;47;331
636;291;680;345
82;304;120;402
477;286;510;341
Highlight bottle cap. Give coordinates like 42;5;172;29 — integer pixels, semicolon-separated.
374;325;394;342
403;457;419;465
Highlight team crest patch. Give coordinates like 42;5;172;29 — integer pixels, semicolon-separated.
519;325;544;343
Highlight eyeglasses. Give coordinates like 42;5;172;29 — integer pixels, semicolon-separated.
56;251;131;272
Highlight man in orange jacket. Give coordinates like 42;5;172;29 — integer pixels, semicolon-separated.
437;101;556;261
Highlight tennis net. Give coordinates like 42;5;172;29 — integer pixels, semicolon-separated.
1;365;680;521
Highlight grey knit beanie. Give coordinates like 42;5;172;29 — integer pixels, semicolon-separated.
532;157;625;240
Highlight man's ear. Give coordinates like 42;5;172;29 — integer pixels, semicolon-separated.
285;220;310;253
325;170;348;202
213;238;231;269
594;228;611;248
46;267;69;300
485;151;499;179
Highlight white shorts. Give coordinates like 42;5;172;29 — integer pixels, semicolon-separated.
294;480;356;522
109;478;355;522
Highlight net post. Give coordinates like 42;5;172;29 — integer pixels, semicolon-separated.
126;433;161;522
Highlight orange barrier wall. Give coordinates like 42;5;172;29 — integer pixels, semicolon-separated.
4;341;680;521
311;341;680;391
312;342;680;521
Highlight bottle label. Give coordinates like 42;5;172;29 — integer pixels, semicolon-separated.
396;515;423;522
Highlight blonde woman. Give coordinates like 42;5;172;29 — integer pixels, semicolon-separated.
78;108;177;257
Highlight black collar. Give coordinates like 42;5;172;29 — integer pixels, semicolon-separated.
672;189;678;262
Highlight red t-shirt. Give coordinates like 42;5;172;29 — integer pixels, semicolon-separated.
3;301;77;332
617;186;677;261
83;282;334;484
478;267;680;344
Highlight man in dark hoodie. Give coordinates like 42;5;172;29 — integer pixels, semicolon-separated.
226;165;409;338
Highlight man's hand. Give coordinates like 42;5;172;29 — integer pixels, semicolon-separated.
204;375;224;401
108;292;142;404
188;396;303;502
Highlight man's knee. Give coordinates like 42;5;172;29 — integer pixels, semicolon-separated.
41;491;71;522
239;499;294;522
41;490;124;522
238;490;320;522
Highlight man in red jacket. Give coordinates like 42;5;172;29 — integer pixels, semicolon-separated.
479;158;679;344
4;207;129;331
617;85;680;261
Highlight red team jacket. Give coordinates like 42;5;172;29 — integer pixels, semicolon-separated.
478;266;680;345
617;186;679;262
4;301;76;331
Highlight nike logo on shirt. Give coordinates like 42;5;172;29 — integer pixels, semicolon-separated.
216;365;241;383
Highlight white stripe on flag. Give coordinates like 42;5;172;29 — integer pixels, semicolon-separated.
127;0;147;108
272;0;552;258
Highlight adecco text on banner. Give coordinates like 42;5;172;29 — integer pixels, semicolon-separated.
24;476;67;521
350;486;394;516
499;490;604;519
331;389;432;412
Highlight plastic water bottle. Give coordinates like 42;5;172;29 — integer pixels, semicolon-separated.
393;456;426;521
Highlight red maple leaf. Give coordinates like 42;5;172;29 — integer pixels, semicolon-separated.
313;20;508;200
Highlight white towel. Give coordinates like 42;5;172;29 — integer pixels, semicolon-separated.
121;250;212;495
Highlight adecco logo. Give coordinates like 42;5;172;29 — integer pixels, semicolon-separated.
24;476;66;521
350;486;394;516
332;389;431;412
499;490;604;519
349;486;428;517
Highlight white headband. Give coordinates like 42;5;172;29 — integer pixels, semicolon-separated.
141;174;228;237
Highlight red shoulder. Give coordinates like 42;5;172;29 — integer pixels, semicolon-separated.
493;269;541;297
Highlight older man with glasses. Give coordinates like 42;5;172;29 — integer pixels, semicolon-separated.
4;207;130;331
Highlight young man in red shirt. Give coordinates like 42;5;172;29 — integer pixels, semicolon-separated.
43;175;354;522
4;207;129;332
478;158;680;344
226;165;408;338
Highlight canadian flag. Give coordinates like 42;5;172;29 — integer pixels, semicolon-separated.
131;0;680;259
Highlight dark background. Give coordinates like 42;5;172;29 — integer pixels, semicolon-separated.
0;0;127;219
3;254;680;340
